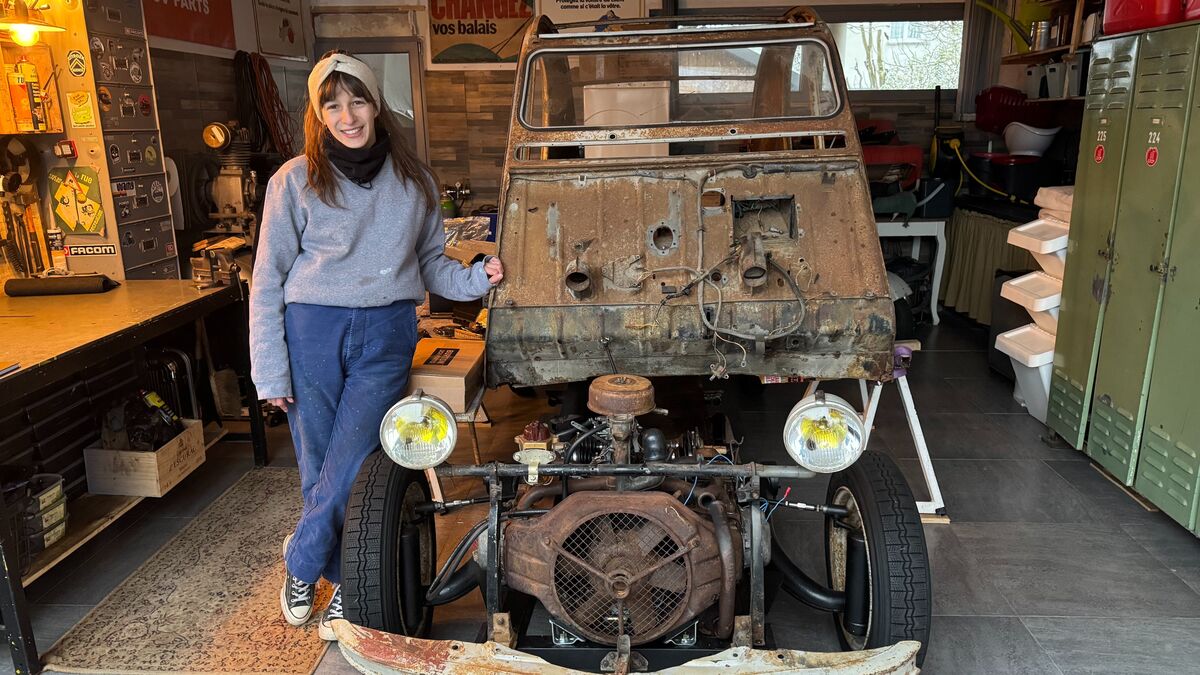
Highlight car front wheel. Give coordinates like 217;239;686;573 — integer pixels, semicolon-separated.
341;452;437;636
825;450;931;665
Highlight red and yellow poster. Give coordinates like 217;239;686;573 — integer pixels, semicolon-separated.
143;0;236;50
426;0;535;69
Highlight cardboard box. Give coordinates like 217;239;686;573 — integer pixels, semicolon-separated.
84;419;205;497
407;339;484;413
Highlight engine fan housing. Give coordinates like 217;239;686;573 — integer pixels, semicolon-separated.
504;491;727;645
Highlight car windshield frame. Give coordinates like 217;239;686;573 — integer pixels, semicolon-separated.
516;37;844;133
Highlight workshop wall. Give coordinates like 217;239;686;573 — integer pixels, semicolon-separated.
426;70;516;207
151;51;239;158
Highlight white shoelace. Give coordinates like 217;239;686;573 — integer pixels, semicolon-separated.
289;578;313;604
327;587;343;619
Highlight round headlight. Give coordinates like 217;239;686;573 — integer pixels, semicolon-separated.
782;392;866;473
379;391;458;470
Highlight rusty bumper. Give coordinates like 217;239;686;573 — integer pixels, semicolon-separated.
334;622;920;675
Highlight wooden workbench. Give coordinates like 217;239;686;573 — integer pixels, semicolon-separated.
0;279;268;674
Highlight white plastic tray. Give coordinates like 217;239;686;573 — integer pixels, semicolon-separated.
1028;305;1060;335
1001;272;1062;312
1008;218;1069;254
1032;250;1067;280
996;324;1056;368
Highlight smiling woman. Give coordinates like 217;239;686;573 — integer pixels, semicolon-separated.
248;50;504;644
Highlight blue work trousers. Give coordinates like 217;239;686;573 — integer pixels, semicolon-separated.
283;300;417;584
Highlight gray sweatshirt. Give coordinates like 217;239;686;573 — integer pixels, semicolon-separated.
249;156;492;400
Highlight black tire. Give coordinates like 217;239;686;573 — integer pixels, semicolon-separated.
341;452;437;636
825;451;931;665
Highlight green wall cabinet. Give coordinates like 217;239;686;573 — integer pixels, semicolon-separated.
1048;35;1140;449
1088;25;1200;485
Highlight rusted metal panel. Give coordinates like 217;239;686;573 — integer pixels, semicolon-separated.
335;622;921;674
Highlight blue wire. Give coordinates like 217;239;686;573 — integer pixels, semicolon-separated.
766;498;785;521
684;454;735;505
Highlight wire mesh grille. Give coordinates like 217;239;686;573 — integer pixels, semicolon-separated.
552;512;689;645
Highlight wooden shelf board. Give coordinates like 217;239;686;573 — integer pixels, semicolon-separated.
1001;45;1071;65
22;494;143;587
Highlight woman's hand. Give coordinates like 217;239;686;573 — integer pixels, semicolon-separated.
484;256;504;285
268;397;294;412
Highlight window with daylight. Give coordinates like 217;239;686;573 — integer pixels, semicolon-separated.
830;20;963;91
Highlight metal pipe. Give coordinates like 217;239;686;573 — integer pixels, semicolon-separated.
701;495;737;640
843;531;869;636
660;476;723;504
400;526;423;628
436;462;811;480
517;477;608;509
565;260;592;299
769;539;846;612
427;560;482;606
740;231;767;288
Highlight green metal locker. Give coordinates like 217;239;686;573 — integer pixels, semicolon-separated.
1088;25;1200;484
1047;36;1140;449
1133;68;1200;532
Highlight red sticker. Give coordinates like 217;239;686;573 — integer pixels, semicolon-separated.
1146;147;1159;167
1094;145;1105;163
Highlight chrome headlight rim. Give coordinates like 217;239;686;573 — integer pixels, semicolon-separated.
378;390;458;470
781;391;866;473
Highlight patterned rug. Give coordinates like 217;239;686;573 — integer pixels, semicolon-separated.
43;468;332;675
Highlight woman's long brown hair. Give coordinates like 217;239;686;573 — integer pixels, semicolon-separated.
303;54;436;212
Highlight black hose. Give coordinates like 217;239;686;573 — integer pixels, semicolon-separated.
427;560;483;606
565;422;608;463
424;509;549;603
769;539;846;612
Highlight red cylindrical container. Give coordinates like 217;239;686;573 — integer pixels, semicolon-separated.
1104;0;1185;35
1186;0;1200;21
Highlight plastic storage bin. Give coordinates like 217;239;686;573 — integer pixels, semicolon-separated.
1189;0;1200;21
1008;219;1069;279
1104;0;1184;35
996;324;1057;423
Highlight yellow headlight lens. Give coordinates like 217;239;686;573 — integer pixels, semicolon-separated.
782;393;865;473
379;392;457;470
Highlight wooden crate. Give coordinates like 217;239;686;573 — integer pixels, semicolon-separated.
84;419;205;498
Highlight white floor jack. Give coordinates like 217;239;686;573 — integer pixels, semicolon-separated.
805;342;948;523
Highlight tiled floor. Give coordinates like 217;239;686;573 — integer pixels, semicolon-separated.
6;312;1199;674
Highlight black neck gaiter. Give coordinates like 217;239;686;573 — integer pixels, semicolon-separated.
324;126;391;188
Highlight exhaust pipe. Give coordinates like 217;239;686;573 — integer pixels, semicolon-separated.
740;232;767;288
565;260;592;299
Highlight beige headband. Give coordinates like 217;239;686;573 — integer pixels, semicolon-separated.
307;54;381;115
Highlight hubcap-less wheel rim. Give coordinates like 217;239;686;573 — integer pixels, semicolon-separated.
828;485;872;650
393;481;434;633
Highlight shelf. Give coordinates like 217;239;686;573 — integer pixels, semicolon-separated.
22;494;143;587
1002;45;1070;65
20;423;228;587
1028;96;1085;103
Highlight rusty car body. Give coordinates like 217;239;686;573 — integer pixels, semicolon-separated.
338;8;931;675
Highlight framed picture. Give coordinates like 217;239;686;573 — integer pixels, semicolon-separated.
254;0;309;60
537;0;645;27
421;0;535;70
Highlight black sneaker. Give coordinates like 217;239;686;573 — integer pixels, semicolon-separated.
318;585;343;641
280;570;314;626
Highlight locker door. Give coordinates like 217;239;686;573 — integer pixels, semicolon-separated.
1047;36;1140;449
1134;68;1200;530
1088;25;1200;484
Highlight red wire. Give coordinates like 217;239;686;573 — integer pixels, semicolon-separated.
249;53;297;157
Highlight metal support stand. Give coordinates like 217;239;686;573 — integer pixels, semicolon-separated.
0;518;38;674
454;386;491;465
805;344;947;518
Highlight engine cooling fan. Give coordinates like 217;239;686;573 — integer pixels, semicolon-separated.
552;511;690;645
